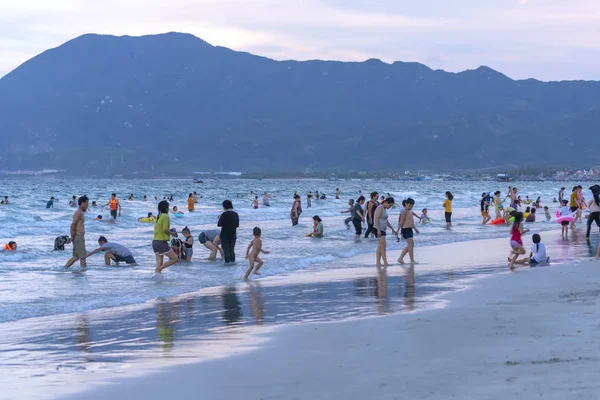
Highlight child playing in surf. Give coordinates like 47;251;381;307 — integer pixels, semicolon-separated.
508;212;529;269
420;208;430;224
559;199;571;237
544;206;551;222
244;227;269;280
181;227;194;262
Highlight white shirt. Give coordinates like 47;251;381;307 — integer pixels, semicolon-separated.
530;243;547;263
559;206;570;216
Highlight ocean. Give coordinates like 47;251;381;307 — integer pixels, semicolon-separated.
0;178;595;399
0;178;581;323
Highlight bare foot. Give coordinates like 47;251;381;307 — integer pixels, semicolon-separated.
253;271;261;275
398;259;405;265
383;263;389;267
507;257;512;263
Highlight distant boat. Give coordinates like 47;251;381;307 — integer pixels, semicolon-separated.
496;174;511;182
193;179;203;184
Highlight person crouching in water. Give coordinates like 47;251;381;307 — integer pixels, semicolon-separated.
508;212;529;269
308;215;324;238
85;236;138;266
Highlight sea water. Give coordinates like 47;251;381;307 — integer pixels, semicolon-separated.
0;178;581;324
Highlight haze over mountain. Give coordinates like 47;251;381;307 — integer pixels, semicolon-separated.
0;32;599;176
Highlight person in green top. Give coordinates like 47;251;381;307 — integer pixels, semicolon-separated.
153;200;179;273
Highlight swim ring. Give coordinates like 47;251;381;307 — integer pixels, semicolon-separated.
174;213;184;218
555;210;574;224
489;218;506;225
139;217;155;223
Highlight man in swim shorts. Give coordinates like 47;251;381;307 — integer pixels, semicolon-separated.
85;236;137;266
65;196;88;269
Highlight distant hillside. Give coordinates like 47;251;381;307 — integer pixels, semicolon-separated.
0;32;599;175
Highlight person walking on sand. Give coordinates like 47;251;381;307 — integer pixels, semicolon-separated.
443;191;454;227
290;194;302;226
218;200;239;265
508;212;529;269
103;193;121;220
364;192;379;238
64;196;89;269
153;200;179;273
374;197;396;267
244;227;270;280
586;185;600;238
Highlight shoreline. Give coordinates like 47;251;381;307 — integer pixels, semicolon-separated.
67;257;600;400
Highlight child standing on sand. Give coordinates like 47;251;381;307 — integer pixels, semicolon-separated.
398;198;420;264
244;227;269;280
508;212;529;269
559;199;571;237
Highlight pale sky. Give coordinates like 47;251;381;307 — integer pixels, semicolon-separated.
1;0;599;81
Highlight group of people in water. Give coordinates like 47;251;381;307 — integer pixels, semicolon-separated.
4;183;600;281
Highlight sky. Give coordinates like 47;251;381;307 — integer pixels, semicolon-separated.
1;0;599;81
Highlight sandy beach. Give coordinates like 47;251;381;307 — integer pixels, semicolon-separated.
59;237;600;400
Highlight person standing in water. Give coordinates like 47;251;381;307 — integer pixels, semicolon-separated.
291;194;302;226
398;198;420;264
364;192;379;239
307;192;312;208
252;196;259;209
335;188;341;199
244;227;270;280
153;200;179;273
341;199;355;229
586;185;600;238
192;192;199;204
64;196;89;269
443;191;453;228
218;200;239;265
480;192;492;224
46;197;55;209
374;197;396;267
188;193;195;212
103;193;121;220
352;196;366;240
262;192;270;206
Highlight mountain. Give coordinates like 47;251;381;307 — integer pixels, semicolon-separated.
0;32;599;175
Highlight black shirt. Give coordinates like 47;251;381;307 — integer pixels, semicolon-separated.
218;210;239;239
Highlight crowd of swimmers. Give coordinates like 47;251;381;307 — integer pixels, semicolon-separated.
4;184;600;280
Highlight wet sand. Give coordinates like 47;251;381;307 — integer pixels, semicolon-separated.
68;257;600;400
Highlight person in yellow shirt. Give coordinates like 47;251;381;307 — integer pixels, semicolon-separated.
443;191;454;228
569;187;579;212
153;200;179;273
187;193;195;212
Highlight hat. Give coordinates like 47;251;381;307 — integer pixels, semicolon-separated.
170;228;177;233
313;215;322;222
